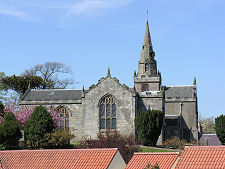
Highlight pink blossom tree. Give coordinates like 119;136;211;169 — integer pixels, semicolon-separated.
3;102;60;129
48;108;60;128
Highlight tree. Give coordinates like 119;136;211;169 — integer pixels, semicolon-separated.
44;130;74;148
79;130;140;164
1;75;43;95
0;72;7;102
4;102;60;129
23;62;74;89
0;101;4;117
135;110;163;146
24;106;54;147
0;112;22;148
215;115;225;145
199;117;216;134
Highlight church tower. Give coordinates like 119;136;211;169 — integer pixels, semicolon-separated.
134;19;165;144
134;19;161;92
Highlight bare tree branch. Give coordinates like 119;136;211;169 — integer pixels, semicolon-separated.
23;62;74;89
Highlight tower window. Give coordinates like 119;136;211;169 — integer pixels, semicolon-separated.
57;106;69;130
145;63;149;71
141;84;149;92
99;95;116;130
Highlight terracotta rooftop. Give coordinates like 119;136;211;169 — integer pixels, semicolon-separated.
175;146;225;169
0;148;118;169
126;152;180;169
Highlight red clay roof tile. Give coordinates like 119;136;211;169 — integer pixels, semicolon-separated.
175;146;225;169
126;152;179;169
0;148;117;169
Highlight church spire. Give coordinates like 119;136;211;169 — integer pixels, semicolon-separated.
138;17;157;77
142;19;153;50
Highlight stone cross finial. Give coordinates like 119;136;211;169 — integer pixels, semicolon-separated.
82;85;85;98
193;77;196;86
107;67;111;77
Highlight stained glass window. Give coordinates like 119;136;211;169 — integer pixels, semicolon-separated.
99;95;116;130
57;106;69;130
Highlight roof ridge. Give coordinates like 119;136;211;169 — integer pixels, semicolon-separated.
185;146;225;149
0;148;118;153
134;152;179;155
31;89;81;91
166;85;193;87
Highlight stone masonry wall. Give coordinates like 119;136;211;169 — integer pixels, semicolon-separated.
81;76;135;139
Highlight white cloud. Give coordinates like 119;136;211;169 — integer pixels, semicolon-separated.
68;0;131;15
0;0;133;22
0;8;25;17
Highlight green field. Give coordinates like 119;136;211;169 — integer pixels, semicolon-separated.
140;147;177;153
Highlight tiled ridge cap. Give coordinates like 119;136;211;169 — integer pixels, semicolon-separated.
0;148;118;153
185;146;225;149
31;89;82;91
166;85;193;87
134;152;180;155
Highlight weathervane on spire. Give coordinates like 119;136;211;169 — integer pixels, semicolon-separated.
147;9;148;20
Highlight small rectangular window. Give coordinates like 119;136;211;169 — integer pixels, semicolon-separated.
141;84;149;92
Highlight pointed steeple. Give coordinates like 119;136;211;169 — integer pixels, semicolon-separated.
140;18;155;63
107;67;111;77
143;19;153;49
138;17;157;77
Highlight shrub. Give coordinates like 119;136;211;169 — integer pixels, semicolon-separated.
144;163;160;169
135;110;163;146
0;101;4;123
163;137;187;150
0;101;4;117
24;106;54;147
44;130;75;148
78;130;140;164
0;144;7;150
215;115;225;145
0;112;22;148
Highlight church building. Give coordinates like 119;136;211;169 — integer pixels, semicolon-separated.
20;19;198;143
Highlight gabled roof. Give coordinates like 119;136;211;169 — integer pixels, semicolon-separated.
0;148;118;169
175;146;225;169
21;89;82;101
200;134;222;146
126;152;179;169
165;86;194;98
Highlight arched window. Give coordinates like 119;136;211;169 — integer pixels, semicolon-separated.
99;95;116;130
57;106;69;130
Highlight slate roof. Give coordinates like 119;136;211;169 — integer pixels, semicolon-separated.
175;146;225;169
21;89;82;101
164;86;194;98
126;152;179;169
0;148;118;169
200;134;222;146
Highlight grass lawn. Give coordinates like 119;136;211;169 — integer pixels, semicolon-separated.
140;147;177;153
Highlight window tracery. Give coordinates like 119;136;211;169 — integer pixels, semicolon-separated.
57;106;69;130
99;95;116;130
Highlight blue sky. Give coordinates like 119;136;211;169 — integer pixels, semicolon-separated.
0;0;225;118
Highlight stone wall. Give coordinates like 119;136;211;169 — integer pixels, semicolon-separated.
80;76;135;139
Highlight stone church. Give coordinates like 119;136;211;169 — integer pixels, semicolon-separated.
20;19;198;143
